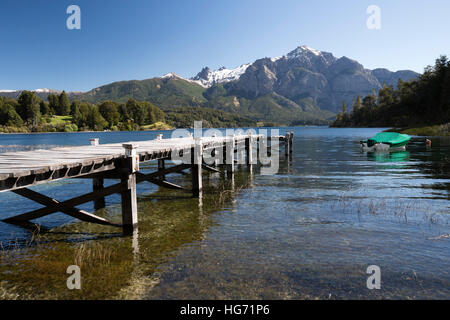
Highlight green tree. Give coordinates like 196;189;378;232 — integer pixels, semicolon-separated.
47;94;59;115
118;103;129;122
58;91;70;115
17;91;41;125
87;106;108;131
126;98;147;125
98;100;121;127
0;99;23;126
40;101;50;116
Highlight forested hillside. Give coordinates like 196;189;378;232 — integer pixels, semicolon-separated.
0;90;255;133
331;56;450;134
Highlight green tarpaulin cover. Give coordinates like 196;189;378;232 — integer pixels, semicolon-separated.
367;132;411;147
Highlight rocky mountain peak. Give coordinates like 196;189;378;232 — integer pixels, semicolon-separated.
193;67;211;81
287;45;323;58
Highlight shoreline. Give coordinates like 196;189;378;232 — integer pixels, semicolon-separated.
0;125;311;136
329;124;450;137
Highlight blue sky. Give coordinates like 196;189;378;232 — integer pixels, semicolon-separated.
0;0;449;91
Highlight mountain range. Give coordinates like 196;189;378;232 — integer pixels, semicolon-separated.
0;45;420;125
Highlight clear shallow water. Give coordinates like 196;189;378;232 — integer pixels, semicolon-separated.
0;127;449;299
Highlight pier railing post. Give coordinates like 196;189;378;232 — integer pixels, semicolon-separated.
191;138;203;197
89;138;99;146
121;143;139;234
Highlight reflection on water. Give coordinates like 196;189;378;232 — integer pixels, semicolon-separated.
0;128;449;299
367;150;410;163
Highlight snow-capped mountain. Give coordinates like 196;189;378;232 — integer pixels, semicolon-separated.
0;88;75;100
0;44;420;118
190;46;338;88
186;45;419;112
0;88;60;94
191;64;251;87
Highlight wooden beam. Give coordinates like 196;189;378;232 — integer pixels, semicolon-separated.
135;172;185;190
202;164;220;173
136;164;191;183
3;182;125;223
4;188;120;227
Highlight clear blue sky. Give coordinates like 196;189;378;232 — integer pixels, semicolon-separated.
0;0;449;92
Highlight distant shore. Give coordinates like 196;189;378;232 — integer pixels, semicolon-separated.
384;123;450;136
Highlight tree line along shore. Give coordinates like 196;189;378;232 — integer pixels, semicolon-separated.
0;91;257;133
2;55;449;135
331;56;450;136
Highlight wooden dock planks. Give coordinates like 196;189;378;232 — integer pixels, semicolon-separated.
0;133;293;233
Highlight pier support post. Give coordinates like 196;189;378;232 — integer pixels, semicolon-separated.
289;131;294;155
93;177;106;210
191;138;203;197
90;138;106;210
285;131;290;158
245;134;254;170
121;143;139;234
158;159;166;180
225;137;235;179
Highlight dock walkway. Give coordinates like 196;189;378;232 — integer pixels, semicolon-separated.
0;132;293;233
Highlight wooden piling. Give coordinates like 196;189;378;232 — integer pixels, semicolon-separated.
285;132;290;157
225;137;235;178
158;159;166;180
121;143;139;234
245;134;254;169
191;138;203;197
93;177;106;210
90;138;106;210
289;131;294;154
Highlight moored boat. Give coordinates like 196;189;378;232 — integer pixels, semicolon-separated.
361;132;411;152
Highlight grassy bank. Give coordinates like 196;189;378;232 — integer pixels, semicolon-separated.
385;123;450;136
0;116;174;134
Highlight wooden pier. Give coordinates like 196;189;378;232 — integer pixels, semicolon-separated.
0;132;294;234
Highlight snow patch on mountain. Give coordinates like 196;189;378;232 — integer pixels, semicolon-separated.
34;88;59;93
0;88;60;93
190;45;330;87
191;63;251;87
270;56;283;62
287;45;322;58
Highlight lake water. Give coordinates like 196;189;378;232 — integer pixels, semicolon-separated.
0;127;449;299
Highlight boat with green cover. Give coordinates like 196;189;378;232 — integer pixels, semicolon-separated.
361;132;411;152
